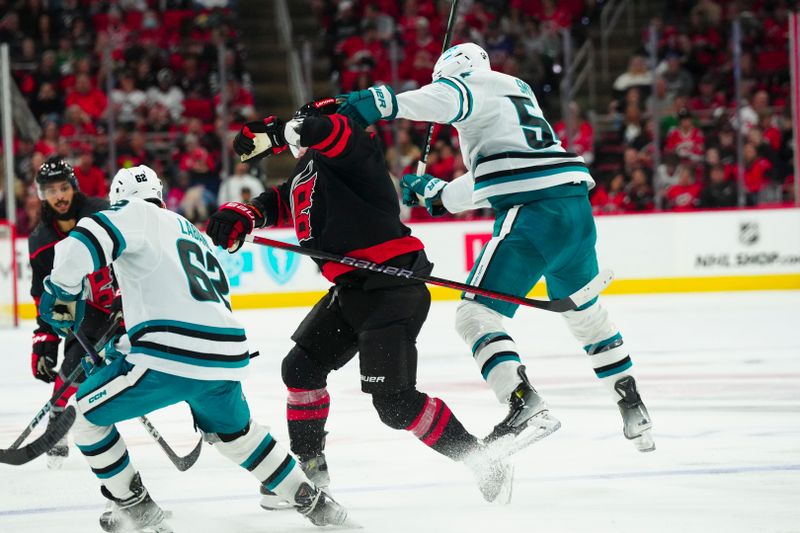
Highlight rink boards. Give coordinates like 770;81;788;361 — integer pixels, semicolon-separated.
6;207;800;317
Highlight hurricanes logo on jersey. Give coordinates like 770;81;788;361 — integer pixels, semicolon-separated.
291;160;318;243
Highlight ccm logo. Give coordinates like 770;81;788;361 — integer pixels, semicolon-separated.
87;390;107;404
361;375;385;383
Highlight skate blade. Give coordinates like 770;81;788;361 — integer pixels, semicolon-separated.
492;412;561;458
259;495;294;511
631;429;656;453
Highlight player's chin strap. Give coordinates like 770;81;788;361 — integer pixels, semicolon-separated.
242;234;613;313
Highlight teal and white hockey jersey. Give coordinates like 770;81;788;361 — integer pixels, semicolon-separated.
49;198;249;381
393;70;595;209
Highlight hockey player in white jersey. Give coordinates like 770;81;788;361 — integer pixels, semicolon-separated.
338;43;654;453
37;165;347;531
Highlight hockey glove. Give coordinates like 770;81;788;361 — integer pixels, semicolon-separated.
400;173;448;217
337;85;397;128
233;116;288;162
31;330;60;383
38;276;87;337
207;202;265;253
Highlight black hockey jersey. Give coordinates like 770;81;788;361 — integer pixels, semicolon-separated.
28;195;116;334
250;113;428;284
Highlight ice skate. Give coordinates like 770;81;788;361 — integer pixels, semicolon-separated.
294;482;347;526
260;452;331;511
615;376;655;452
484;366;561;456
45;434;69;470
463;446;514;504
99;473;173;532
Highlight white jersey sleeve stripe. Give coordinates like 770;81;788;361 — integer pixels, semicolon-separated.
446;76;474;122
90;212;127;260
434;77;472;123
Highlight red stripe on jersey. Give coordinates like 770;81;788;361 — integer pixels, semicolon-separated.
310;115;343;153
320;235;425;282
29;240;58;260
319;115;353;158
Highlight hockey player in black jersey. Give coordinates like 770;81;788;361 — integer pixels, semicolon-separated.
207;99;513;505
27;157;119;468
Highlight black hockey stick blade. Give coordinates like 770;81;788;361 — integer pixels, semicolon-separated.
0;406;76;465
138;415;203;472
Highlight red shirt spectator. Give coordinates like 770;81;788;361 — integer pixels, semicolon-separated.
740;143;773;194
665;109;704;162
666;168;701;210
65;73;107;120
74;150;108;198
554;117;594;163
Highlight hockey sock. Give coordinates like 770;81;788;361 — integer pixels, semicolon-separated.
456;300;523;403
214;421;308;501
563;302;634;402
286;387;330;459
374;391;480;460
52;374;78;409
73;417;136;500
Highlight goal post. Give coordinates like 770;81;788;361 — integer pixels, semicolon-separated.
0;219;19;328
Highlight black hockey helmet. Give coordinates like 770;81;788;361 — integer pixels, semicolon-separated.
35;157;79;200
293;97;340;120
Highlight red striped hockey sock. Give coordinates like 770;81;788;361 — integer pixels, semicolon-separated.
406;395;478;459
286;387;330;459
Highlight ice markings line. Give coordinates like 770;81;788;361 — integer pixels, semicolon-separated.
2;464;799;518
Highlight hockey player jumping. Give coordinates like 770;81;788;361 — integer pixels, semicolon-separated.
338;43;655;453
206;99;513;506
38;165;346;531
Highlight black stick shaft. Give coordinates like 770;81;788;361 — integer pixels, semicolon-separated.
417;0;460;176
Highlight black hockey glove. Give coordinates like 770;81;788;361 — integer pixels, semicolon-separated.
233;117;288;162
31;331;60;383
207;202;265;253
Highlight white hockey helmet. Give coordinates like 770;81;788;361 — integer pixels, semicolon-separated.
109;165;164;205
432;43;490;81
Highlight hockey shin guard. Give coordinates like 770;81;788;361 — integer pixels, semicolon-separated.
373;390;479;460
456;301;522;402
213;421;308;501
286;387;330;459
73;411;137;500
563;301;634;401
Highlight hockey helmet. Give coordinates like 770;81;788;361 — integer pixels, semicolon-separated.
109;165;164;205
35;157;79;200
432;43;490;81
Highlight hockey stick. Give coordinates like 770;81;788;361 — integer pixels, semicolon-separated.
416;0;460;177
6;312;124;451
244;234;613;312
0;406;76;465
70;330;204;472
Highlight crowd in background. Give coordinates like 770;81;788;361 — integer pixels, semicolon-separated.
0;0;260;236
0;0;797;234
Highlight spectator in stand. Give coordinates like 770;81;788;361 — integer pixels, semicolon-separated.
485;20;515;67
691;0;722;27
34;120;60;157
665;164;701;210
65;73;107;120
554;101;594;165
759;111;782;152
73;147;108;198
0;12;27;55
31;81;62;124
27;50;61;99
148;68;185;122
179;135;218;197
217;162;265;205
741;142;773;205
400;18;440;90
60;104;98;147
700;164;737;208
215;76;256;121
734;89;770;134
117;131;153;170
385;126;421;175
177;55;210;97
687;74;726;122
110;71;147;129
648;77;673;120
665;108;704;163
658;52;693;101
654;153;682;193
613;55;653;103
624;168;654;211
427;140;457;181
592;173;627;214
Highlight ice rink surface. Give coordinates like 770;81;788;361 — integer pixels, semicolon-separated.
1;291;799;533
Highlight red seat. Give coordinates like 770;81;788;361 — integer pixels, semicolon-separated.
182;98;214;121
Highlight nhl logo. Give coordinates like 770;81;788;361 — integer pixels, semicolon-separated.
738;222;759;246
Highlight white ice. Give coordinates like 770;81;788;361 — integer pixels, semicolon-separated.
1;291;799;533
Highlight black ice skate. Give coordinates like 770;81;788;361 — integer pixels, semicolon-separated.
99;473;173;532
260;452;330;511
294;482;347;527
484;366;561;456
615;376;655;452
462;446;514;504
